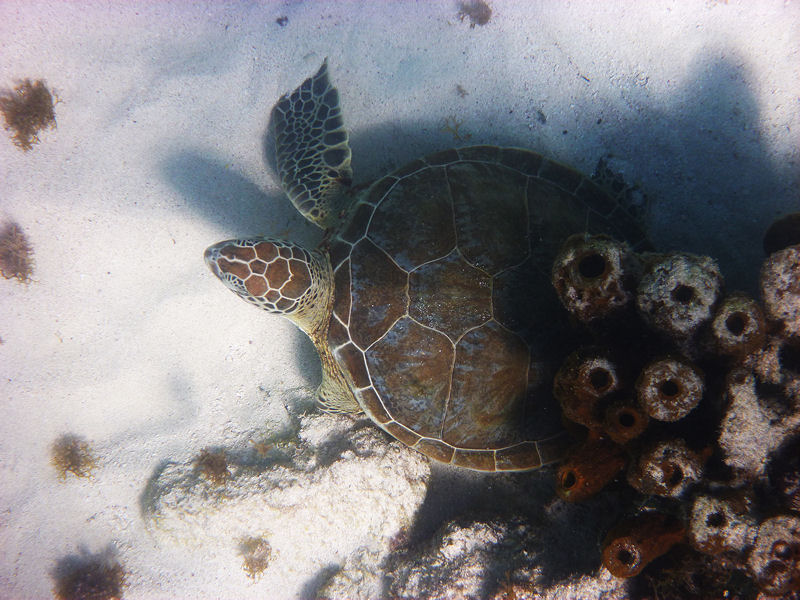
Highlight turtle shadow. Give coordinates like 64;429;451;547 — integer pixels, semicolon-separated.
374;49;793;594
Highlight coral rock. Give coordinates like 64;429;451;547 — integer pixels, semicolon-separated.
142;412;430;599
710;293;766;357
556;438;627;502
636;357;704;422
551;234;639;323
601;512;685;578
719;369;800;478
770;436;800;513
748;514;800;595
627;438;703;499
687;492;758;555
636;252;724;344
761;244;800;338
553;347;622;430
384;516;535;600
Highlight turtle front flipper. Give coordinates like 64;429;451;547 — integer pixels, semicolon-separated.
272;59;353;230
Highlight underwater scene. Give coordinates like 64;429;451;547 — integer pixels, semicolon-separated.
1;1;799;599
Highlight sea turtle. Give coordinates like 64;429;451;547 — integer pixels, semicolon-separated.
204;61;648;472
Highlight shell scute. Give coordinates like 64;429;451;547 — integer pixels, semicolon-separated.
495;442;542;472
368;166;455;271
443;320;529;448
448;161;529;274
332;260;350;324
334;342;371;389
408;250;492;341
365;317;453;438
498;147;543;176
347;239;408;349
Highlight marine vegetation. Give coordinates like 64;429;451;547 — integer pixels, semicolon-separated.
457;0;492;28
51;434;97;480
239;536;272;580
0;78;56;151
194;448;231;486
51;550;126;600
549;212;800;598
0;220;34;283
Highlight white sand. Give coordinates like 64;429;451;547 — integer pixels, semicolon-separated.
0;1;798;598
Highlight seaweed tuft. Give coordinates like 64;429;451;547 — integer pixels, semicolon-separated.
239;536;272;579
52;550;126;600
0;221;34;283
457;0;492;28
195;448;231;485
0;79;57;151
51;434;97;480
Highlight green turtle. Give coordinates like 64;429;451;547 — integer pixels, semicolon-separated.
205;61;648;471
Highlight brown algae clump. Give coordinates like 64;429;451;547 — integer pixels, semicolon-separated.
0;79;57;150
0;221;34;282
51;434;97;480
195;448;231;485
457;0;492;28
239;536;272;579
52;551;126;600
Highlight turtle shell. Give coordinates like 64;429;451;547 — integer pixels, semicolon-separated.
326;146;647;471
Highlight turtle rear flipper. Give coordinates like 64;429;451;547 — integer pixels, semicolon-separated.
272;60;353;230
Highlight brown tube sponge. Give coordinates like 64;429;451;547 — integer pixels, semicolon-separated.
602;512;685;578
551;234;639;323
603;399;649;445
710;293;766;357
555;438;627;502
553;347;622;430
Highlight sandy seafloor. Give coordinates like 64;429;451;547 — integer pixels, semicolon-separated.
0;1;798;598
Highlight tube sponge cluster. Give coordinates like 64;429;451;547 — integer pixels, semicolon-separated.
550;213;800;597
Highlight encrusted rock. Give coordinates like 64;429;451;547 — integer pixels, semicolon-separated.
141;412;430;599
761;244;800;338
748;514;800;595
687;492;758;555
385;516;538;600
636;252;724;345
718;369;800;478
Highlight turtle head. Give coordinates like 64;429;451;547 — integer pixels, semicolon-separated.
204;238;332;335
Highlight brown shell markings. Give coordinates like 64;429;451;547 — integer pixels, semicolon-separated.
327;146;646;471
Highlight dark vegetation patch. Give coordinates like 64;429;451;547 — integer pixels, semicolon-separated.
51;434;97;480
52;550;126;600
0;79;57;151
0;221;34;283
457;0;492;28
